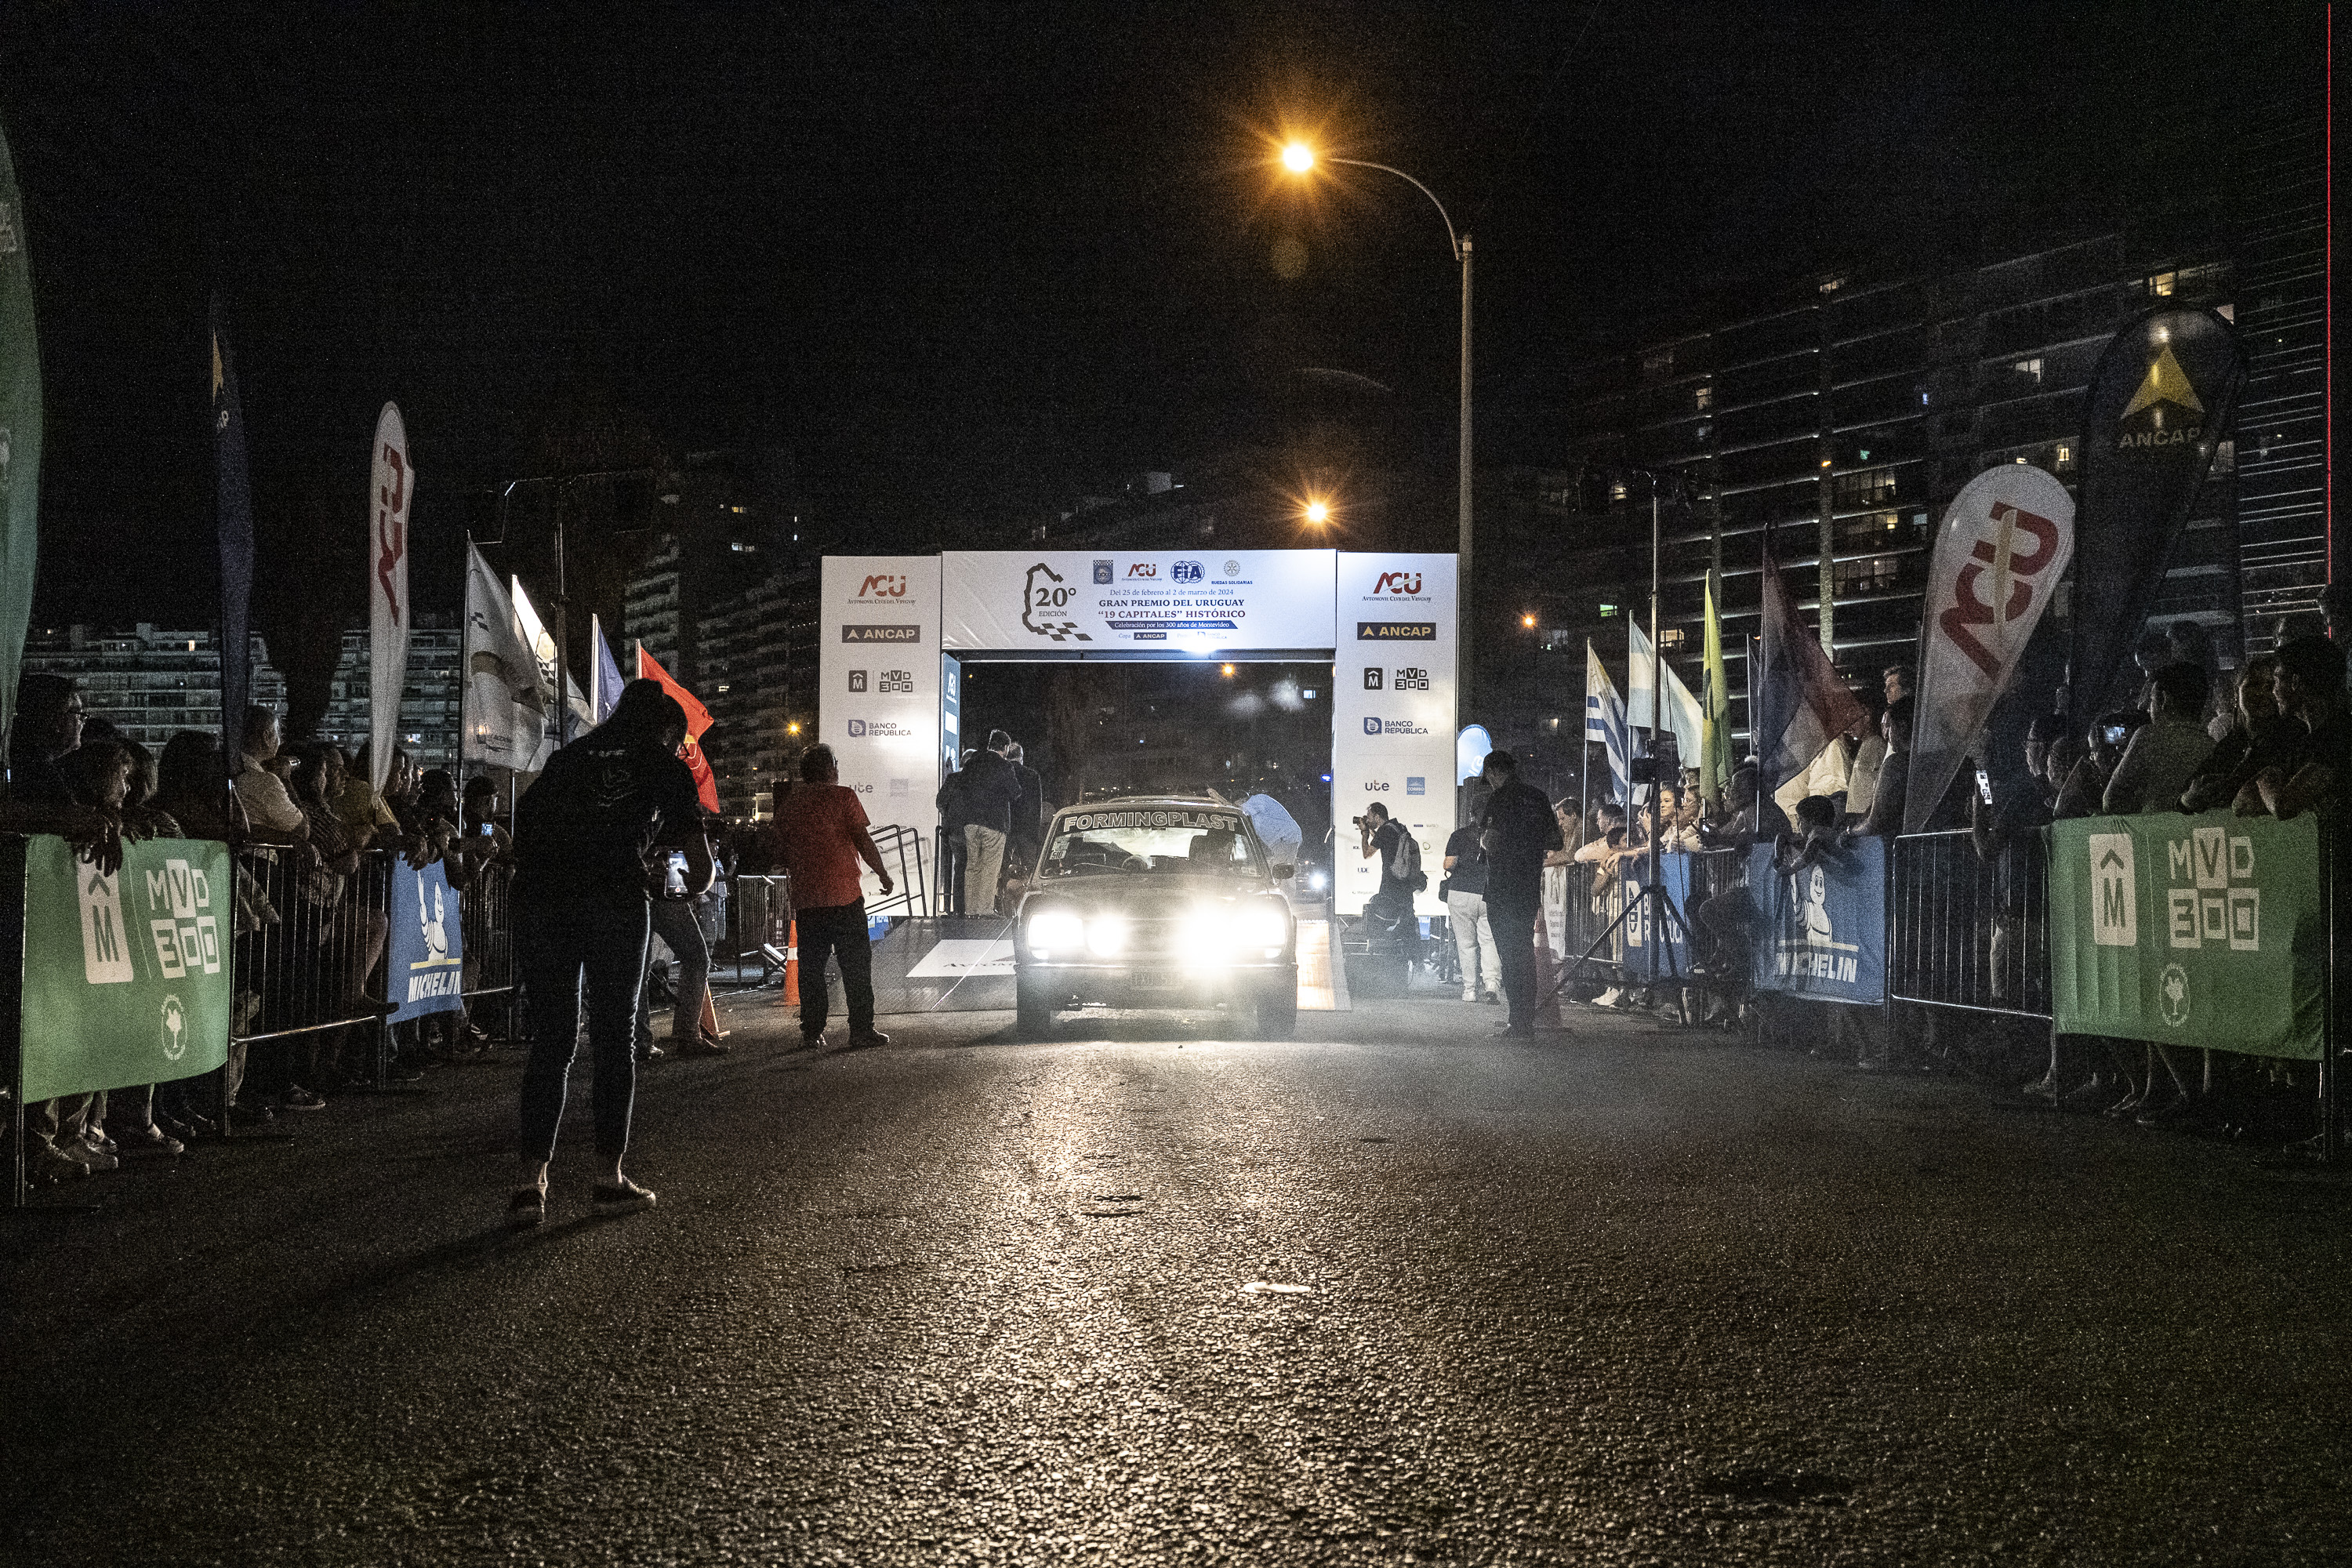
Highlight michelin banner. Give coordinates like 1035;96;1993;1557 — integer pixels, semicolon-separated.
14;836;233;1101
941;549;1337;654
1747;837;1887;1005
2049;815;2321;1059
390;859;466;1023
1332;554;1457;918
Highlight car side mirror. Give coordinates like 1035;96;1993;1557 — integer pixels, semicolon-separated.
1271;863;1294;879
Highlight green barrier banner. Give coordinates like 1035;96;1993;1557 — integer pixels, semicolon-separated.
18;835;234;1100
2049;815;2323;1059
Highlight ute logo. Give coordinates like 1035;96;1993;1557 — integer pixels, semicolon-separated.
1373;570;1423;596
858;573;909;599
1173;559;1203;583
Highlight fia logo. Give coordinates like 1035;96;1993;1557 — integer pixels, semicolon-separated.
1093;559;1112;584
1173;560;1203;583
1393;666;1431;691
1126;562;1158;579
848;670;869;692
1363;668;1384;691
858;573;909;598
1373;570;1424;596
879;669;914;694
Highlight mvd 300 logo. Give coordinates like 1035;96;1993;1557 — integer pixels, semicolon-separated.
80;856;222;986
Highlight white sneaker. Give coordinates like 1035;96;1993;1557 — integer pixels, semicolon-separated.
1594;988;1624;1008
1461;992;1479;1003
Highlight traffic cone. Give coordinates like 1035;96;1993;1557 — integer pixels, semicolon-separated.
782;919;800;1006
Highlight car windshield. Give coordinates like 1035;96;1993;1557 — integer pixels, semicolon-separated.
1040;808;1261;877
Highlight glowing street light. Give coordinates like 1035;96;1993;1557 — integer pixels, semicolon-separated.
1281;136;1472;722
1521;612;1537;629
1303;498;1330;525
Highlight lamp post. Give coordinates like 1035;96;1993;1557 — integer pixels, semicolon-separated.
1282;142;1472;724
498;467;657;739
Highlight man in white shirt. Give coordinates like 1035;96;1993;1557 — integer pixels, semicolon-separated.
2104;662;2215;815
234;706;308;838
1240;784;1303;894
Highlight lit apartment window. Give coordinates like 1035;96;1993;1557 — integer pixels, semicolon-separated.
1694;385;1714;412
2212;439;2234;475
2056;444;2073;469
1610;481;1628;503
2147;271;2175;296
1659;627;1687;649
2011;358;2042;383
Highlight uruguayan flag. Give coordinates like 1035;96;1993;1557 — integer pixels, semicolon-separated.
1585;640;1632;804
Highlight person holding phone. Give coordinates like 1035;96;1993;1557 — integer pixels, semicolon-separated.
2102;662;2215;815
508;679;714;1222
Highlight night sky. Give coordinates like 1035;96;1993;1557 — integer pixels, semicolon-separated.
0;2;2320;634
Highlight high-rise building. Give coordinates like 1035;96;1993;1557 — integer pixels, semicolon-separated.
314;610;465;774
20;625;287;750
1484;103;2326;763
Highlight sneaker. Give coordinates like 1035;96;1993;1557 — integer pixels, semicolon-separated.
281;1087;327;1112
844;1029;891;1051
592;1175;658;1209
29;1142;88;1185
673;1035;730;1058
635;1044;665;1065
1592;988;1624;1008
60;1138;118;1174
115;1122;184;1156
1461;992;1480;1004
507;1184;546;1229
1480;993;1502;1005
793;1033;826;1053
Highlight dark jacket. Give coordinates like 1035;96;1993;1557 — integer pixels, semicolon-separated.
1011;764;1044;851
959;749;1022;837
936;767;972;834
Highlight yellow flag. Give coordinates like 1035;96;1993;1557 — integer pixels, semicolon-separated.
1700;575;1733;800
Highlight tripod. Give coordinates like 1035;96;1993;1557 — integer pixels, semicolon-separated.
1555;858;1697;1024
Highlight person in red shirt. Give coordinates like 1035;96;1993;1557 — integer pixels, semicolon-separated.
775;744;895;1050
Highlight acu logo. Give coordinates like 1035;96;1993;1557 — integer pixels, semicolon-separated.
1936;503;2062;677
1126;562;1158;579
858;573;908;598
1373;570;1422;596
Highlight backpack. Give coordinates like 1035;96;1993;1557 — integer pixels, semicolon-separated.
1389;828;1427;893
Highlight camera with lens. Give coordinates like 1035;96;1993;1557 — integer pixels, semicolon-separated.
1628;732;1682;786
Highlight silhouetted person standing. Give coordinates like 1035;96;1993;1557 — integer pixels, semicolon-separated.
1479;749;1562;1034
509;679;712;1223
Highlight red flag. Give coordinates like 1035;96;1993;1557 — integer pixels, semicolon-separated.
1753;536;1869;797
637;648;720;814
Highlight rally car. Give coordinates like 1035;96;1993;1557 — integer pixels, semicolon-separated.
1012;796;1299;1040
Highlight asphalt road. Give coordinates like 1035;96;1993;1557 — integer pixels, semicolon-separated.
5;992;2350;1566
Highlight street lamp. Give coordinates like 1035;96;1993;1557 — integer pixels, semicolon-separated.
1303;498;1330;525
1282;140;1473;720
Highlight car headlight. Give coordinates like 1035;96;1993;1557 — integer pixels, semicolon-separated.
1241;902;1290;951
1085;914;1129;957
1027;908;1083;957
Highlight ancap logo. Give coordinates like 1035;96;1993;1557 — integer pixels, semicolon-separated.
1373;570;1423;596
2114;343;2205;452
1126;562;1158;579
1173;560;1204;583
858;574;909;598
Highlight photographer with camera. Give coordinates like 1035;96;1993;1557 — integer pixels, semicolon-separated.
1354;802;1420;932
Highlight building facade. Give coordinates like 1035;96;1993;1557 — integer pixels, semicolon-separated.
20;625;287;751
315;610;465;775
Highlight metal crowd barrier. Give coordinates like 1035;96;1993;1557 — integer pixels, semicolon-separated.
733;873;794;984
865;824;931;920
1888;830;2051;1018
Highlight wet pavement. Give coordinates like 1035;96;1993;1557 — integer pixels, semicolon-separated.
5;990;2350;1564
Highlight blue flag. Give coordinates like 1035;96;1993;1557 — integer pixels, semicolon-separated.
210;297;255;775
390;858;466;1022
591;613;624;724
